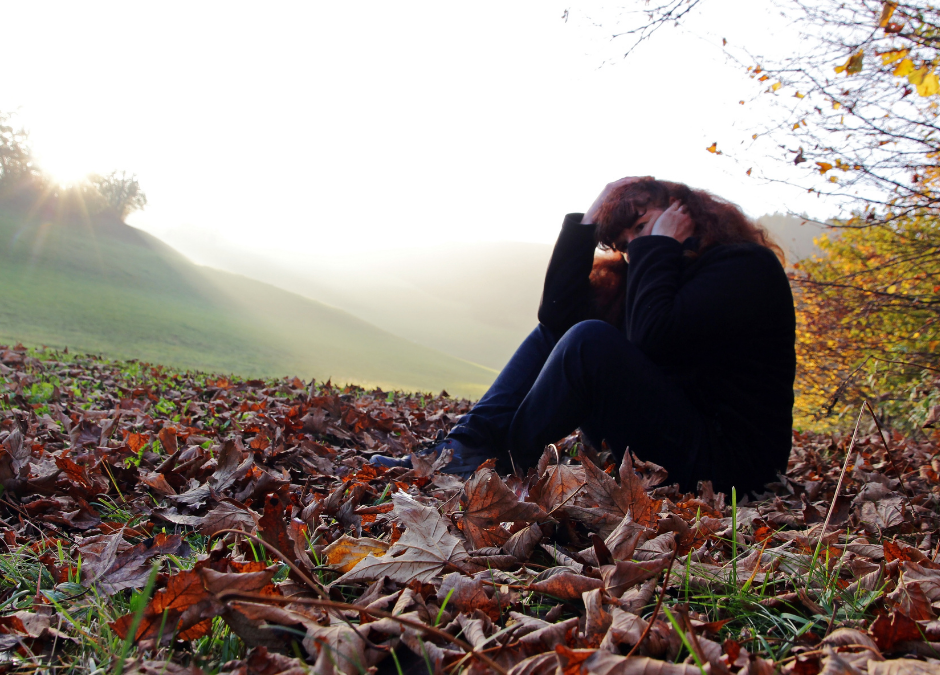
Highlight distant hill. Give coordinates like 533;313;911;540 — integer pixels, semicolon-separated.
161;230;555;371
0;208;497;398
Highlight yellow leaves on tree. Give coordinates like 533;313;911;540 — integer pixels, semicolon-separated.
879;1;898;28
706;142;722;155
835;50;865;75
910;68;940;97
791;211;940;430
882;49;909;65
894;58;915;77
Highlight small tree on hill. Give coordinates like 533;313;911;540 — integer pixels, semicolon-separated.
0;112;36;185
89;170;147;221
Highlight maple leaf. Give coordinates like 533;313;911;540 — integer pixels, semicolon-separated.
81;531;184;594
438;572;502;621
111;566;215;645
336;491;468;584
870;611;923;653
530;459;584;513
459;468;548;549
566;451;659;533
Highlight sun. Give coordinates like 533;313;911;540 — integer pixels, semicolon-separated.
34;147;95;187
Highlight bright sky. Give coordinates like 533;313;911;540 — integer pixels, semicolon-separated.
3;1;825;259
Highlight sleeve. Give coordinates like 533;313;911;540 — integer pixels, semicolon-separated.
624;236;785;360
536;214;600;334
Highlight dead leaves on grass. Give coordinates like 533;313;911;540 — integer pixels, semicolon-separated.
2;347;940;673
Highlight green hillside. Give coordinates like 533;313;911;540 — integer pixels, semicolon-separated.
0;208;497;398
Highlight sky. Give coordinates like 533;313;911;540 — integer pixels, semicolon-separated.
2;1;825;261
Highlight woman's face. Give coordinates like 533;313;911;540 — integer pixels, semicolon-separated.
612;207;665;252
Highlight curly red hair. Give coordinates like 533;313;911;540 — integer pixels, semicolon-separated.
593;179;784;262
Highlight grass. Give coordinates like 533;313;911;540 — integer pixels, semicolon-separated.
0;206;496;399
0;528;252;675
656;529;885;665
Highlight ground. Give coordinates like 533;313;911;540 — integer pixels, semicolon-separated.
0;343;939;675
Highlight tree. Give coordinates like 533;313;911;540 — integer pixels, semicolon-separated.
0;112;36;185
794;210;939;429
585;0;940;428
88;170;147;220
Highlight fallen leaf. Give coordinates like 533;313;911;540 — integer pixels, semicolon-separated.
336;491;468;584
460;468;547;549
323;535;390;573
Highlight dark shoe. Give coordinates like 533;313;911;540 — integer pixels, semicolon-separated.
369;437;496;478
369;454;413;470
433;437;498;478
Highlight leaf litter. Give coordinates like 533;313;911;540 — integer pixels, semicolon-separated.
1;344;940;674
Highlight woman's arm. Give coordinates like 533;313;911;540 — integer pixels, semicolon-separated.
623;237;792;360
537;214;598;333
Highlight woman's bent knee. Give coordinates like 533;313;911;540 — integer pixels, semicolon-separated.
558;320;626;353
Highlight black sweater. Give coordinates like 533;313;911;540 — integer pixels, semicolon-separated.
538;214;796;492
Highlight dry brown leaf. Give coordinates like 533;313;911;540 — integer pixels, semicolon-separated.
528;572;603;602
556;647;702;675
460;468;548;549
336;491;468;584
868;660;940;675
531;460;585;513
569;451;659;531
502;522;544;560
600;558;670;598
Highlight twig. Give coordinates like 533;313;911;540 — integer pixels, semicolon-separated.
215;590;510;675
822;357;870;418
545;483;586;518
812;404;865;569
775;643;882;666
625;540;679;658
677;604;709;669
208;529;397;653
210;529;327;599
824;601;840;638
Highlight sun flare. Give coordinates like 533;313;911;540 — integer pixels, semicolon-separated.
34;147;94;187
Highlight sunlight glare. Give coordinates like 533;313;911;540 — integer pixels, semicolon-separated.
34;146;94;187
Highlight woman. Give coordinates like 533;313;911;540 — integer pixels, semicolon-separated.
374;177;796;495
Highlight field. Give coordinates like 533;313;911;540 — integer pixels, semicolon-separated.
0;345;938;675
0;208;497;399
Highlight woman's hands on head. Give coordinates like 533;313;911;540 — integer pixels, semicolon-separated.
581;176;652;226
651;201;694;242
609;200;696;252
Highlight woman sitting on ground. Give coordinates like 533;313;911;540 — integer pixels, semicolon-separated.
374;177;796;496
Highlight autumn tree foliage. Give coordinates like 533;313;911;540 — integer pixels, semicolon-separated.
608;0;940;429
794;213;939;429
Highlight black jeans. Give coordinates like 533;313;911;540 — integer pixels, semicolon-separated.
448;320;712;492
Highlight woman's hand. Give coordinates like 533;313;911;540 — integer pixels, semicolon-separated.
651;201;694;242
581;176;652;225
